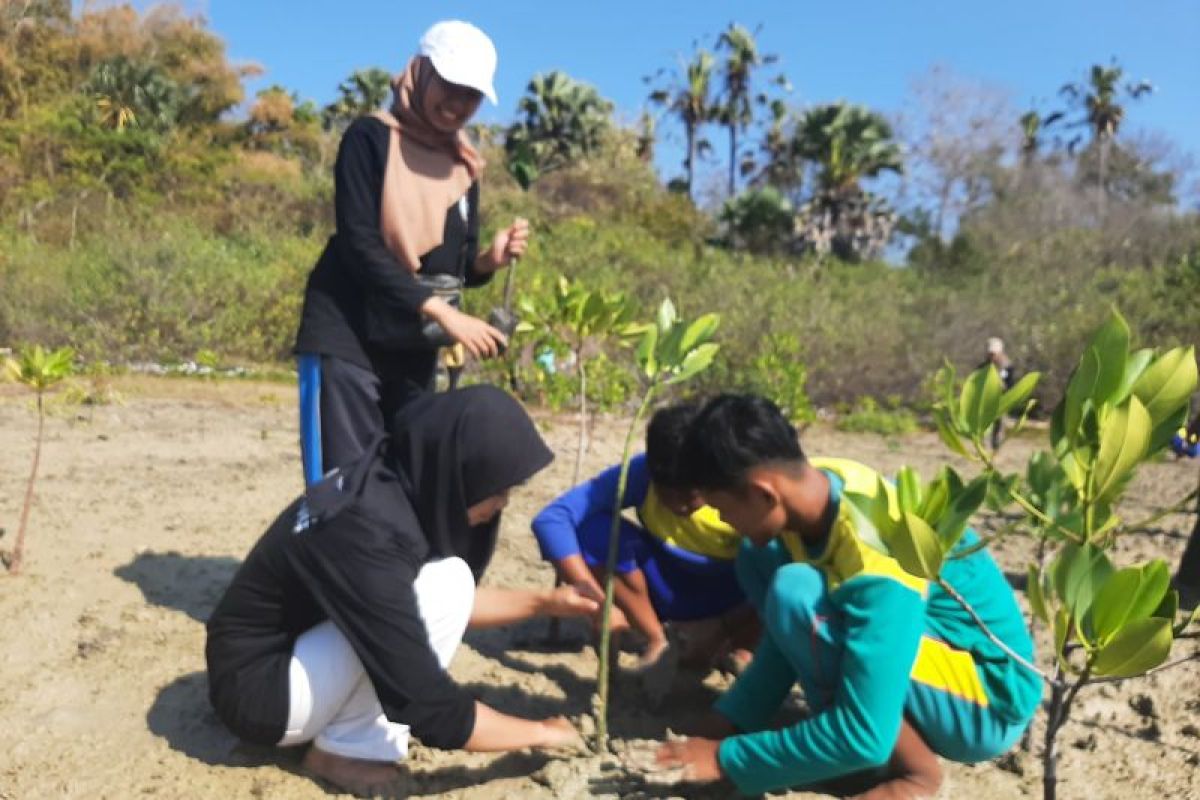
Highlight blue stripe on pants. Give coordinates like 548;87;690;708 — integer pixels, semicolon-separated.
297;354;323;487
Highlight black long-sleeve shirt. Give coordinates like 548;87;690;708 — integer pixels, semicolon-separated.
294;116;489;368
205;441;476;749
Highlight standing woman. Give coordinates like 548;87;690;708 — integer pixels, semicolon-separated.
296;20;529;484
206;386;595;796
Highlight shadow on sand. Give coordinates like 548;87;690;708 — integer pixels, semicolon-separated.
114;550;240;623
148;671;566;796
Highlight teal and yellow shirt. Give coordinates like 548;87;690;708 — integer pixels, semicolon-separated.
715;457;1041;795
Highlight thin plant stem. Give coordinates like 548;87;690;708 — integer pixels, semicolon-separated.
594;385;657;752
10;392;45;575
573;354;587;487
1090;652;1200;684
936;576;1051;684
1041;666;1088;800
1123;487;1199;533
972;439;1083;544
1041;668;1063;800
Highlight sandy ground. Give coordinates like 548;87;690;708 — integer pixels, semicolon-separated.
1;376;1198;800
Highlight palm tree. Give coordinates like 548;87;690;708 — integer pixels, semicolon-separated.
714;24;779;198
792;102;903;261
758;98;803;200
1016;109;1064;187
794;102;903;195
1060;61;1152;210
648;49;716;202
504;70;613;185
85;56;182;133
322;67;392;130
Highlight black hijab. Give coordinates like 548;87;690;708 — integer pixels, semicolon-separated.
387;385;553;578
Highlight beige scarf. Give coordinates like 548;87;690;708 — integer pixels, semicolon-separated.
371;56;485;273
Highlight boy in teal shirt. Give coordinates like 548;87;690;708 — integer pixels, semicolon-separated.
654;394;1041;798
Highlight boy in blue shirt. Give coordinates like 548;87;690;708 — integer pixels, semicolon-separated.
654;394;1041;799
532;403;757;671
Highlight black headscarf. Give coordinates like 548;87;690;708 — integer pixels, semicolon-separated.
387;385;554;578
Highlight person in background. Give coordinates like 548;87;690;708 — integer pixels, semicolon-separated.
980;337;1016;451
531;403;758;675
206;387;596;796
295;20;528;485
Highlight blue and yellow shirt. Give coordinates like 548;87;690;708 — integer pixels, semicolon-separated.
531;453;740;567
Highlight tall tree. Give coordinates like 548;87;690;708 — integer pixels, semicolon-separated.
795;102;903;195
648;48;716;203
792;102;904;261
713;23;786;198
1060;61;1153;212
757;98;803;200
504;70;613;185
322;67;392;130
902;67;1013;241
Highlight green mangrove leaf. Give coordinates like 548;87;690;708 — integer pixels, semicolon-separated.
1092;396;1151;506
1115;348;1155;403
1087;310;1132;406
1027;564;1049;624
1090;617;1172;679
1053;606;1073;672
678;313;721;355
891;512;944;579
843;477;899;555
935;474;989;550
896;467;922;515
917;471;950;524
1090;562;1170;643
997;372;1040;417
1051;542;1114;624
960;365;1004;437
656;320;687;369
1063;348;1101;447
1131;346;1198;427
935;414;970;458
665;342;719;385
636;325;658;379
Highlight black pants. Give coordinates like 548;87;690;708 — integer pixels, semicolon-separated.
298;350;437;483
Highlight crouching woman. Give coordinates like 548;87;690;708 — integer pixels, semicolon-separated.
205;386;594;795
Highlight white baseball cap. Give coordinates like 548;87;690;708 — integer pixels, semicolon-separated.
419;20;498;105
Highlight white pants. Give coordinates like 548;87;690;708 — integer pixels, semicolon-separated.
277;557;475;761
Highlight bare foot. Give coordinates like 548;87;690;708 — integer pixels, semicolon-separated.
850;773;941;799
721;647;754;675
850;721;942;799
302;745;405;797
635;637;672;671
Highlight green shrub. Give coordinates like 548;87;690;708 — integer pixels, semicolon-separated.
836;396;920;436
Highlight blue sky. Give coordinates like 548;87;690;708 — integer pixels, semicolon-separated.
179;1;1198;192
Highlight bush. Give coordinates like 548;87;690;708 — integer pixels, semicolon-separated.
835;396;920;436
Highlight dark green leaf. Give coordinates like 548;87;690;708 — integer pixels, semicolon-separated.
1091;617;1171;678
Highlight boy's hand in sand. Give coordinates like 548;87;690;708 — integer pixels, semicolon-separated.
541;582;602;618
655;736;723;783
